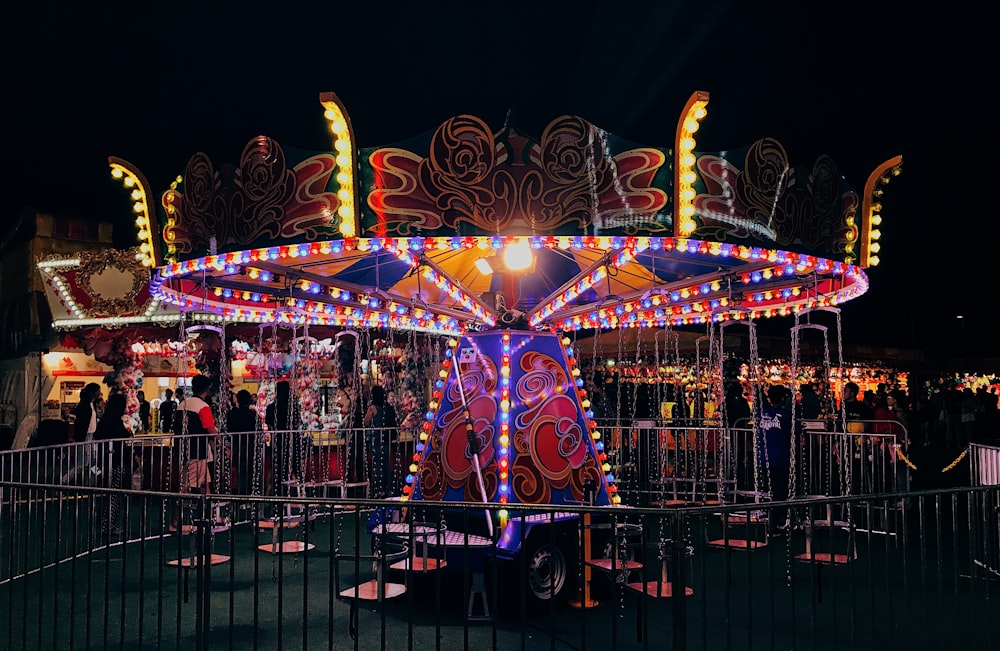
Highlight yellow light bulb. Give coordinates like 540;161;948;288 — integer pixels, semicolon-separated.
503;240;534;270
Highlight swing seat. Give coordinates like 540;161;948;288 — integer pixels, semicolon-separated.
624;556;694;598
167;554;231;567
792;497;856;565
386;520;449;572
794;551;851;564
626;579;694;598
709;538;767;550
707;509;770;550
166;520;231;566
257;511;316;554
622;535;694;599
168;524;199;535
585;522;644;582
303;448;346;482
649;499;689;507
313;480;370;499
335;538;409;601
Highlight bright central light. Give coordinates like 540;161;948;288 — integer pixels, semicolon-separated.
503;240;533;271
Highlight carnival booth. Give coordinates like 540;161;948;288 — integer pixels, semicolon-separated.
88;90;899;606
36;247;186;436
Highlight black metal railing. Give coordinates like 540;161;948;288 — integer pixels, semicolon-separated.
0;436;996;650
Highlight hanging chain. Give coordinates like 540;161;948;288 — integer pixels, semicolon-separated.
653;329;667;505
833;309;851;509
216;319;231;498
790;315;801;501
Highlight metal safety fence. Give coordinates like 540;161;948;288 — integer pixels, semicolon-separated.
0;436;997;650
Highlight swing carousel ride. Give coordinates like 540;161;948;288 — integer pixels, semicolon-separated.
103;91;899;553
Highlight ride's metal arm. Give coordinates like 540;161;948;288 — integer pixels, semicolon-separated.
453;359;494;537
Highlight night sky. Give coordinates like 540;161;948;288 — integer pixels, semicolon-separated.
7;3;994;358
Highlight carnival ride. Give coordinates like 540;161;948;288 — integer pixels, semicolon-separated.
95;89;900;607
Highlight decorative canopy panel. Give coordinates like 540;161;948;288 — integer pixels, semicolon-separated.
408;330;614;507
150;234;866;335
157;120;861;264
139;91;894;336
38;247;178;330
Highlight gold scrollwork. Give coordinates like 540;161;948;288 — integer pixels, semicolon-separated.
75;248;147;316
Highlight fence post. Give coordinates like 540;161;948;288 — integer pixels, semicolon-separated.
671;510;688;651
195;494;212;650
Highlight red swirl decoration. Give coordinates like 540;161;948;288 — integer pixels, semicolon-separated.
507;351;590;504
366;115;669;236
510;428;550;504
568;463;605;499
435;358;498;498
694;137;857;251
164;137;340;257
417;433;446;500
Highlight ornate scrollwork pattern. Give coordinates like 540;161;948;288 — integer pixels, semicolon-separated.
75;248;148;316
367;115;670;236
164;137;340;256
694;137;857;252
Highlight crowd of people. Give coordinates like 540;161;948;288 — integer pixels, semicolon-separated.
50;365;997;523
750;375;996;494
53;374;403;533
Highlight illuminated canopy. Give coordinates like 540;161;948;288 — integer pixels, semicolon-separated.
107;91;899;335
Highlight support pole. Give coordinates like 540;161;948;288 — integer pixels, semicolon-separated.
570;478;599;609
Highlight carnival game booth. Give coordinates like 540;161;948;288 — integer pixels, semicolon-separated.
108;90;899;607
35;247;186;437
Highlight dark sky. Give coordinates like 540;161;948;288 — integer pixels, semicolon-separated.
7;3;995;357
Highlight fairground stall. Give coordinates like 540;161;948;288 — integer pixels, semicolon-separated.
92;89;901;606
35;246;187;440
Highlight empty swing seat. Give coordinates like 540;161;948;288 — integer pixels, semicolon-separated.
625;558;694;598
166;520;231;567
792;495;855;565
707;508;770;550
378;521;448;572
336;538;410;601
257;509;316;554
586;522;644;583
624;537;694;598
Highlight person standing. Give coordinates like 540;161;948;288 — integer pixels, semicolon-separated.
159;388;176;435
343;383;369;485
798;383;822;419
959;387;978;448
942;383;962;448
93;392;134;537
757;385;793;530
63;382;102;483
169;375;216;531
723;381;754;491
72;383;102;443
874;389;910;493
363;385;398;498
227;389;258;495
137;390;151;434
265;380;301;494
843;381;876;494
723;382;752;429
